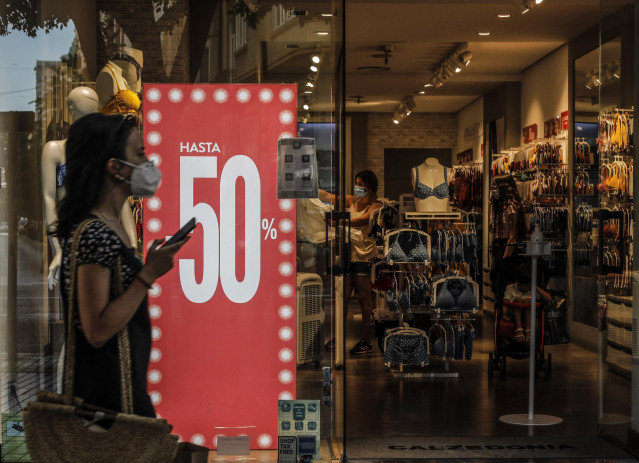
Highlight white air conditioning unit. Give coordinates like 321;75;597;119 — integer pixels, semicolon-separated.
296;273;324;366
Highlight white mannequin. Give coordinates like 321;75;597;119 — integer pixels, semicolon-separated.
411;157;450;212
96;47;143;106
41;87;136;288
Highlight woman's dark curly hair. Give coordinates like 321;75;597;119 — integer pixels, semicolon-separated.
355;169;378;194
52;113;137;239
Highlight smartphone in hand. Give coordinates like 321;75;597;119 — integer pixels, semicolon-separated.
162;217;196;247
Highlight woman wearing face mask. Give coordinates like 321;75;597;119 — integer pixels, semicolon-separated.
319;170;382;354
52;113;189;417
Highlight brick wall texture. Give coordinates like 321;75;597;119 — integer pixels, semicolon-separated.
366;112;457;197
96;0;190;83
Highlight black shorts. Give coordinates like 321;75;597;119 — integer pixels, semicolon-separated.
350;261;371;276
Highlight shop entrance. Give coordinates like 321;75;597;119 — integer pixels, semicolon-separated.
337;0;639;460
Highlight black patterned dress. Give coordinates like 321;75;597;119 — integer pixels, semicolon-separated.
61;217;154;417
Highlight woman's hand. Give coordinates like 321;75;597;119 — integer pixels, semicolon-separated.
140;237;190;282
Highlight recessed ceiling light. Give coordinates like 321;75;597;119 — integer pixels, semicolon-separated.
497;14;511;18
535;0;543;4
478;32;491;36
302;104;310;110
314;31;329;36
311;55;321;63
304;90;313;94
419;90;425;94
321;13;334;17
310;65;318;72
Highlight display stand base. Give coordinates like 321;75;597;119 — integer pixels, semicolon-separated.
598;413;631;425
499;414;563;426
390;370;459;378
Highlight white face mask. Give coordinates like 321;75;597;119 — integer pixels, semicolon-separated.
117;159;162;197
354;186;367;197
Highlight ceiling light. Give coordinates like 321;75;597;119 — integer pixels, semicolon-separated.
458;50;472;66
402;96;416;112
310;65;318;72
424;83;433;88
455;66;462;73
478;32;491;36
304;90;313;94
306;82;314;88
520;0;532;14
585;84;592;90
393;118;400;125
497;14;511;18
302;104;310;110
311;55;321;63
419;90;425;94
535;0;543;4
314;31;329;36
321;13;334;17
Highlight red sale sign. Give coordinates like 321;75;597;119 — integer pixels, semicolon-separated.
142;84;298;449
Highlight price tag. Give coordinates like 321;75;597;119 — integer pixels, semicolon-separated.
216;436;250;455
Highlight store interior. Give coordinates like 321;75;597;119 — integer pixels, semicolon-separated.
294;0;639;459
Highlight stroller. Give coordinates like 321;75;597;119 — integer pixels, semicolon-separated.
487;244;552;379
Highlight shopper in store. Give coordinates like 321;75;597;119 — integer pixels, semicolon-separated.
52;113;190;417
490;175;527;301
319;170;382;354
503;265;552;344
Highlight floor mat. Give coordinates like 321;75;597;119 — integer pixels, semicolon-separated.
343;436;634;460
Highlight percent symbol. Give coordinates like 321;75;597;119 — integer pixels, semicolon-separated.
261;218;278;240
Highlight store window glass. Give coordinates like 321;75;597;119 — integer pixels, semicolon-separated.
595;1;636;454
0;2;344;461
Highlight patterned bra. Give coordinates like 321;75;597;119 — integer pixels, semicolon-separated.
414;166;448;200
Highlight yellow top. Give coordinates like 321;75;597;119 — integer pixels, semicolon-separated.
100;63;140;115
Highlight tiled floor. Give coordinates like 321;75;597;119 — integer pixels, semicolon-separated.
295;303;638;461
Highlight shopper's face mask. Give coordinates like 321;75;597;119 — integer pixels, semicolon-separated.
115;159;162;197
354;185;367;197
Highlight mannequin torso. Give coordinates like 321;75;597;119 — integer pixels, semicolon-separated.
96;61;141;114
411;157;450;212
41;86;137;288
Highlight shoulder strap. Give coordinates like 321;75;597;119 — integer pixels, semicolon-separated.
64;218;99;405
105;63;124;92
64;218;134;413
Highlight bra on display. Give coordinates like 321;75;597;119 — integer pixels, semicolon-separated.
383;325;430;368
100;63;141;115
432;276;478;311
56;163;66;188
384;229;430;263
414;166;449;200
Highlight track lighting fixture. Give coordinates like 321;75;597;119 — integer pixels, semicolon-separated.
520;0;532;14
458;50;472;66
391;96;416;125
425;43;471;92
